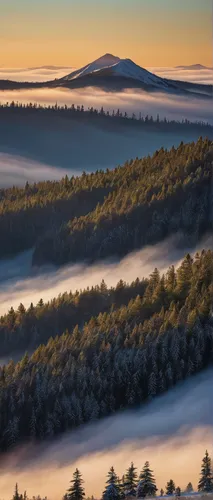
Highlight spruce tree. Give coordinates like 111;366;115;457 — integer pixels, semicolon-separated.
198;450;213;492
185;482;193;494
102;466;121;500
175;487;181;497
124;462;138;496
137;461;157;497
13;484;20;500
67;469;85;500
166;480;175;496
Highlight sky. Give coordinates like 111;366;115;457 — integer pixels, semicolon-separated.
1;0;212;68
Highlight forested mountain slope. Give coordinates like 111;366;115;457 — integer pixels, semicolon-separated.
1;137;212;262
0;250;213;451
0;277;148;355
32;137;213;266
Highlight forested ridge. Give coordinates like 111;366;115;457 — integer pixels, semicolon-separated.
0;277;148;355
1;101;212;130
0;249;213;450
1;137;213;261
0;172;113;258
32;137;213;266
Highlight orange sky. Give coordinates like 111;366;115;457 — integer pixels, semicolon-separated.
1;0;212;68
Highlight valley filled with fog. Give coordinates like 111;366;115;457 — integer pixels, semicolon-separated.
1;66;213;85
0;233;213;328
0;368;212;500
0;62;212;182
0;63;213;500
0;96;212;182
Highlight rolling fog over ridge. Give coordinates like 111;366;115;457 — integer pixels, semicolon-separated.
1;65;213;85
0;153;73;187
0;92;212;173
0;234;213;319
0;368;212;499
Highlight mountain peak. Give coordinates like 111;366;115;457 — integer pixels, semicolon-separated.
63;53;120;81
94;53;120;64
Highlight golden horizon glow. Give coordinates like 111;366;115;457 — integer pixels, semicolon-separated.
1;1;212;68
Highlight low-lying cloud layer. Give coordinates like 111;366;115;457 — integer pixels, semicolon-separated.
0;153;74;187
150;67;213;85
0;87;212;124
1;234;213;317
0;66;213;85
0;66;74;82
0;368;212;499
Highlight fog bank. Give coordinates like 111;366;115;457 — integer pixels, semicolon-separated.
1;66;212;85
0;87;212;124
1;104;212;173
0;234;213;317
0;153;74;187
0;368;212;499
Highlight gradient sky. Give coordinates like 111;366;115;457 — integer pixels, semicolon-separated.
1;0;212;68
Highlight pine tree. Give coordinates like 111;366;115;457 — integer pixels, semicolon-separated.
185;482;193;494
137;461;157;498
124;462;138;496
198;450;213;492
166;480;176;496
102;467;121;500
67;469;85;500
160;489;164;497
175;487;181;497
13;484;20;500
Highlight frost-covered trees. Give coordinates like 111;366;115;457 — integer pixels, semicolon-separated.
66;469;85;500
0;249;213;450
175;487;181;497
124;462;138;496
165;480;176;496
102;467;121;500
137;461;157;498
198;450;213;492
185;482;193;494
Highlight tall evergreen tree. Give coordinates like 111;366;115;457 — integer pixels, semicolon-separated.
166;480;176;496
124;462;138;496
175;487;181;497
198;450;213;492
67;469;85;500
13;484;20;500
185;482;193;494
137;461;157;497
102;467;121;500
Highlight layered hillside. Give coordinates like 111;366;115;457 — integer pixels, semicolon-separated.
0;249;213;450
32;137;213;267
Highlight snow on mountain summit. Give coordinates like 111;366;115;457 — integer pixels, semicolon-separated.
108;58;170;87
63;53;120;81
62;54;173;90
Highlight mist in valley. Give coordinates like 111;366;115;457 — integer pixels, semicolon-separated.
0;83;212;176
0;234;213;319
1;66;212;85
0;368;212;499
0;67;212;499
0;153;74;187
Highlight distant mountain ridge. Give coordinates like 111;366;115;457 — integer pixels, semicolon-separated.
176;64;213;70
60;53;178;92
0;53;212;97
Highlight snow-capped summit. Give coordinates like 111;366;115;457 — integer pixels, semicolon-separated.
63;53;120;81
105;58;170;88
58;53;211;97
61;53;175;91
